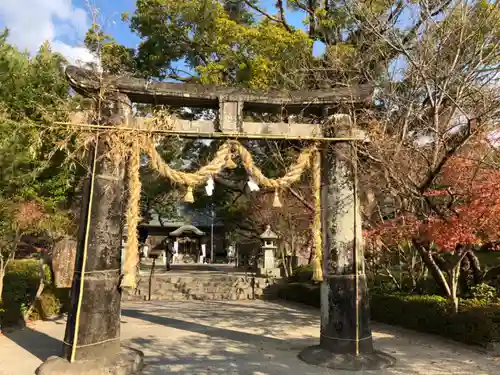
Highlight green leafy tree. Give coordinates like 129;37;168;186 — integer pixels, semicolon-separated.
91;0;313;88
0;31;80;301
85;0;499;254
0;31;79;206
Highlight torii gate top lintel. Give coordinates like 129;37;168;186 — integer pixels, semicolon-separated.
66;66;372;140
66;65;373;112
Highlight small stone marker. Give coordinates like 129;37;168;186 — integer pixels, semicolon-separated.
51;238;77;288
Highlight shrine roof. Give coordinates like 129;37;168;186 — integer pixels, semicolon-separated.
66;66;374;110
139;212;223;229
169;224;205;237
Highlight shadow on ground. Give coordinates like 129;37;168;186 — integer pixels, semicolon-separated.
1;300;498;375
4;325;62;362
121;300;500;375
122;299;319;343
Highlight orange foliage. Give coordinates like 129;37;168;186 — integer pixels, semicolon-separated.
366;145;500;251
420;155;500;250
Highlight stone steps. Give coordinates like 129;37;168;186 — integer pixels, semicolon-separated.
122;274;280;302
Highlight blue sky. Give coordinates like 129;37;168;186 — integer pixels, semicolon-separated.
0;0;324;66
72;0;139;47
73;0;319;47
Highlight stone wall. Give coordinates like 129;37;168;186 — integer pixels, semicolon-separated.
122;274;281;302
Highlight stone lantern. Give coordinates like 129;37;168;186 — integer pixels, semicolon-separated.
258;225;281;278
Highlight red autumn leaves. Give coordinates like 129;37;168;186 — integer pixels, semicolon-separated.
366;145;500;251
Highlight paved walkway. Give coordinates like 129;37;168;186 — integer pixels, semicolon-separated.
1;300;500;375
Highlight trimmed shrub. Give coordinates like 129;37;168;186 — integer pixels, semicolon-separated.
288;264;314;282
0;259;69;327
278;282;500;347
371;293;500;346
370;294;450;336
278;282;320;307
470;283;497;302
368;273;444;296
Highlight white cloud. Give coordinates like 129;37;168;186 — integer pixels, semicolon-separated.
51;40;95;65
0;0;96;65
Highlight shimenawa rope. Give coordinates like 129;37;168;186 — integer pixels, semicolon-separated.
120;136;323;288
121;137;141;289
311;149;323;281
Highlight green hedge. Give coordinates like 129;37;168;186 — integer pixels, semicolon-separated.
288;264;314;283
278;282;500;347
0;259;70;327
371;294;500;346
278;282;320;307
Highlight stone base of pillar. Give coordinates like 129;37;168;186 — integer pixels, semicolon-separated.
298;346;395;371
36;346;144;375
298;276;396;370
258;267;281;278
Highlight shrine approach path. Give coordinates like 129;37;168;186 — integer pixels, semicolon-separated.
1;300;499;375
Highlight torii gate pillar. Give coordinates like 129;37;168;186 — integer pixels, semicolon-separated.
36;92;144;375
299;114;395;370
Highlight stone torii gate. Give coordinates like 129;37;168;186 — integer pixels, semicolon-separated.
36;66;394;375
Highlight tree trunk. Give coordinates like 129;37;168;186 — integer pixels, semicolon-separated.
0;268;5;302
148;258;156;301
281;244;289;278
415;244;451;297
1;230;20;301
416;242;470;313
0;261;4;302
409;253;417;290
289;236;296;275
308;246;314;264
466;251;482;285
449;267;461;313
0;247;15;302
307;232;314;264
24;257;45;321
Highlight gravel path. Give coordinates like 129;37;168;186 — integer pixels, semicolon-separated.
1;300;499;375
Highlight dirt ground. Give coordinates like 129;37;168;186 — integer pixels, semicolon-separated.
1;299;499;375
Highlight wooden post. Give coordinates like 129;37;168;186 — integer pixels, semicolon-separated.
62;92;131;362
299;114;394;370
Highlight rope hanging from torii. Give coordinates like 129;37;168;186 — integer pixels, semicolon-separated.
121;135;323;289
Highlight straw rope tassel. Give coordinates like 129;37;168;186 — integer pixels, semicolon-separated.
121;138;142;289
311;148;323;281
